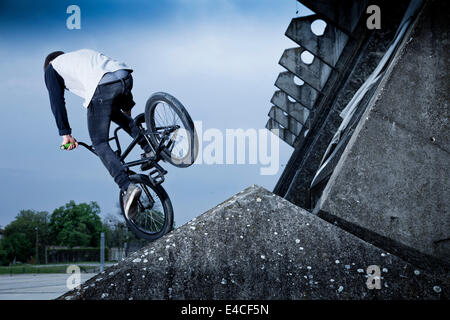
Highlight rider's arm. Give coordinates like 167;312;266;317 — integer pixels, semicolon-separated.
44;64;72;136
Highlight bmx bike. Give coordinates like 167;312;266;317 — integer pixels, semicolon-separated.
74;92;198;241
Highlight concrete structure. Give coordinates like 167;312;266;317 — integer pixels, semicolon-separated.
269;0;449;272
272;0;411;208
315;0;450;266
60;186;448;300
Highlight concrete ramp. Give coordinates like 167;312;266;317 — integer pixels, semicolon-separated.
60;186;447;300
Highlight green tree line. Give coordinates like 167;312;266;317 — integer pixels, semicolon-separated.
0;201;142;266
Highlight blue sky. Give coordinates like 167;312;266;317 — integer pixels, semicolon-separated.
0;0;313;228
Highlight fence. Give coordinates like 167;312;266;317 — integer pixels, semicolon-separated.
46;247;110;263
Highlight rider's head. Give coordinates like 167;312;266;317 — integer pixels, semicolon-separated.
43;51;64;72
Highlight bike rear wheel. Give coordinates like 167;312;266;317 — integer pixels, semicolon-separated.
145;92;198;168
120;174;173;241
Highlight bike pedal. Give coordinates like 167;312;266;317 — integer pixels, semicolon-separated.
149;170;165;185
149;175;164;185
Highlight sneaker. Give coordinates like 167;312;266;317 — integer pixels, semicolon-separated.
122;183;142;220
140;151;155;171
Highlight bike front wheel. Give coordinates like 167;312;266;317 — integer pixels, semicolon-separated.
145;92;198;168
120;174;174;241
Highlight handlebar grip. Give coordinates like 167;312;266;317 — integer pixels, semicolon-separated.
60;142;74;150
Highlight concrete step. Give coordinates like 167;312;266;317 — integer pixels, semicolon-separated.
298;0;368;35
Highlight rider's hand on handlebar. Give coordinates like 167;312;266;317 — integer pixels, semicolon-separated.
62;134;78;151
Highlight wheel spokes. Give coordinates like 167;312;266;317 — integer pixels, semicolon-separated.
131;184;165;234
153;102;190;160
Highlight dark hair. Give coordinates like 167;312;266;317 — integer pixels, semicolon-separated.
43;51;64;71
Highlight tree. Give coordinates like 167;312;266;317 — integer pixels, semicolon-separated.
102;213;145;248
2;210;50;245
49;201;103;248
0;210;50;264
0;241;6;266
1;233;29;264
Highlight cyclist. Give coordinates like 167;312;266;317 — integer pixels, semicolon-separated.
43;49;151;220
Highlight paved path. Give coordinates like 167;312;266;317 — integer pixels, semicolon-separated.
0;273;96;300
30;263;115;267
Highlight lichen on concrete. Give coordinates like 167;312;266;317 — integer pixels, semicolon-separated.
59;185;448;300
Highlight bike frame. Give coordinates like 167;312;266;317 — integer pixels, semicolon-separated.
78;113;178;185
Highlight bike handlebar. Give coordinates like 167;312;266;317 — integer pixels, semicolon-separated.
59;113;145;154
60;141;96;155
58;112;177;156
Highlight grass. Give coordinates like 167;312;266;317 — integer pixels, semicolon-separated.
0;262;115;275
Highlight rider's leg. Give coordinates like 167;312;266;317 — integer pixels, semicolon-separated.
87;84;131;191
111;109;152;153
111;75;152;154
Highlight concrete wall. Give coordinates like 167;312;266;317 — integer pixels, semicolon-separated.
316;0;450;265
273;0;411;208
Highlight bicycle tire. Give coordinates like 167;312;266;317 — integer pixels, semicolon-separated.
120;174;174;241
145;92;198;168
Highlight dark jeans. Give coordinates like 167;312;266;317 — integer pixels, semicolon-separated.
87;75;150;191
